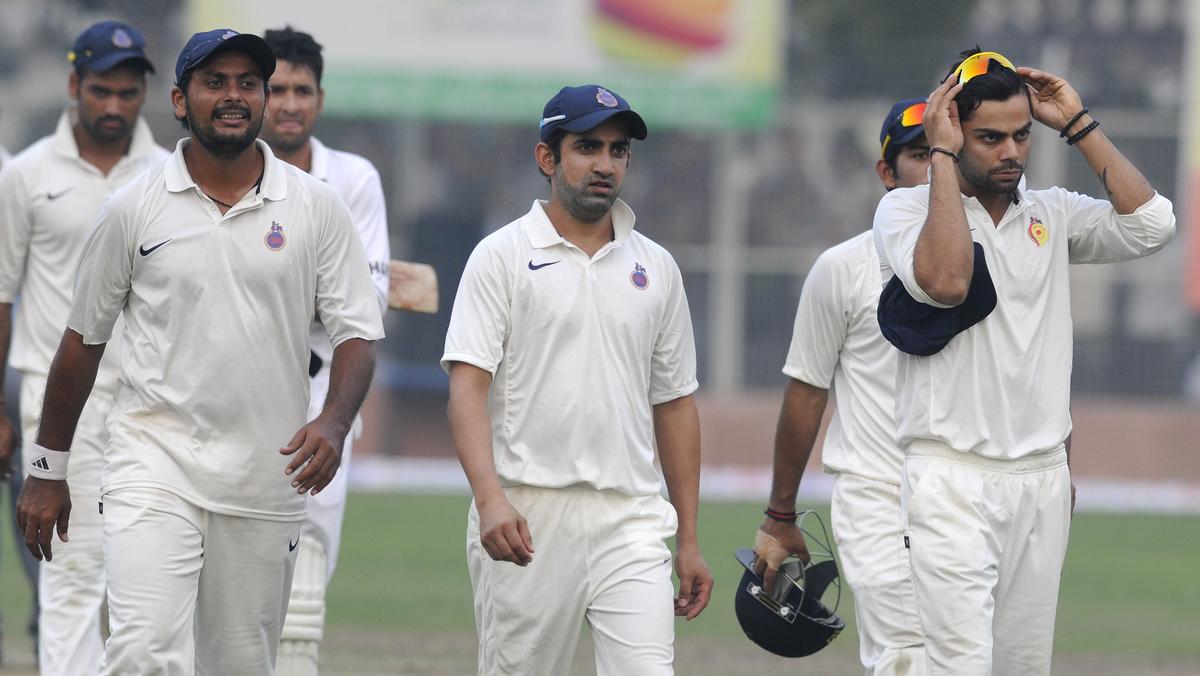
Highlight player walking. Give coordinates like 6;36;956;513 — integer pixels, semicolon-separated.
16;28;384;674
260;26;391;675
0;21;166;674
752;96;932;675
873;49;1175;675
444;85;713;675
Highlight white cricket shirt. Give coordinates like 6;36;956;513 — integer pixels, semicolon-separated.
0;111;167;391
784;230;901;484
68;138;385;520
442;199;698;497
306;137;390;407
874;184;1174;459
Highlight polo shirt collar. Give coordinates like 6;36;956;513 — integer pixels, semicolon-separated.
522;198;637;249
51;108;159;162
308;137;330;182
164;138;288;201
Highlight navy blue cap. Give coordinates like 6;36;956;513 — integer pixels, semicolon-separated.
877;242;997;357
69;20;154;74
879;97;927;159
174;29;275;87
539;85;647;143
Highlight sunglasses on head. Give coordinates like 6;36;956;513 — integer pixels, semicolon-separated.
952;51;1016;85
880;101;927;158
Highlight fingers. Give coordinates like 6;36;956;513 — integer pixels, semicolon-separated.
291;444;339;494
23;518;44;561
686;574;713;620
58;502;71;544
278;427;307;457
481;516;533;566
761;565;778;595
675;571;694;615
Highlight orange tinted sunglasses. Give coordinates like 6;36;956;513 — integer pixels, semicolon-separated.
953;51;1016;85
880;101;927;158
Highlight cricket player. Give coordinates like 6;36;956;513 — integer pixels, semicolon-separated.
752;97;931;676
444;85;713;675
260;26;391;675
873;49;1175;675
16;28;384;674
0;21;166;674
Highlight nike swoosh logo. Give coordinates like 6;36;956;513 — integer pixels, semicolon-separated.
288;537;299;552
46;188;74;200
528;260;560;271
139;239;172;256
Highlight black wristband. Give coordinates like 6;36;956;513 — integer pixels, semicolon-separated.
929;146;959;163
764;508;798;523
1059;108;1090;138
1066;119;1100;146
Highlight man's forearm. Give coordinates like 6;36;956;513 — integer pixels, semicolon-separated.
767;379;829;512
37;329;105;451
1071;118;1154;214
320;338;376;438
914;154;974;305
446;363;505;505
654;394;701;546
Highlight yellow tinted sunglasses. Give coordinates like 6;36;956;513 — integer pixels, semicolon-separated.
953;51;1016;85
880;101;927;159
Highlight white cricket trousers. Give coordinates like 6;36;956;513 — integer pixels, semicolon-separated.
101;487;301;675
467;485;678;676
901;441;1071;676
830;473;926;676
20;374;109;676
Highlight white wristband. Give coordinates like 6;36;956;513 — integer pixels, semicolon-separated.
28;444;70;481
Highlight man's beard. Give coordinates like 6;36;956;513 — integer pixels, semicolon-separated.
80;114;130;144
553;167;619;224
960;154;1024;195
188;103;263;160
262;121;309;154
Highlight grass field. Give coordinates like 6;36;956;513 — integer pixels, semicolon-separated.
2;492;1199;674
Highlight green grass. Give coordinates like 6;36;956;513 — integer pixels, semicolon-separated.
3;492;1199;663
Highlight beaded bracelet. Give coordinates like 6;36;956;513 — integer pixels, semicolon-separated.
1059;108;1090;138
1066;119;1100;146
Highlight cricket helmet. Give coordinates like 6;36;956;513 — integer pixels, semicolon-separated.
733;511;844;657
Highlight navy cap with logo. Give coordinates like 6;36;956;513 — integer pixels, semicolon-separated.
69;20;155;74
879;96;927;160
877;242;997;356
174;29;276;87
539;85;648;143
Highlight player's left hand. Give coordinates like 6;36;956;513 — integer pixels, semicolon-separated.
1071;481;1077;517
673;543;713;620
1017;67;1086;133
279;417;346;495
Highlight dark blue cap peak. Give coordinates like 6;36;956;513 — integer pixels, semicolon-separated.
879;96;927;159
174;29;275;87
539;85;647;143
70;20;154;74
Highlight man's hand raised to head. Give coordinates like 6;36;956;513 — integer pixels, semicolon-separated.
1017;67;1086;133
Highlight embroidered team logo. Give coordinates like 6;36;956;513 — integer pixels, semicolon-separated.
112;28;133;49
630;262;649;290
265;221;286;251
596;88;619;108
1028;216;1048;247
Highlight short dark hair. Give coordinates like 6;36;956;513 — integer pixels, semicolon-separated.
263;26;324;85
537;129;567;181
947;47;1030;122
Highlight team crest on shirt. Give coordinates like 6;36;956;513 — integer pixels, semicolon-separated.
630;262;649;290
1028;216;1048;247
265;221;286;251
